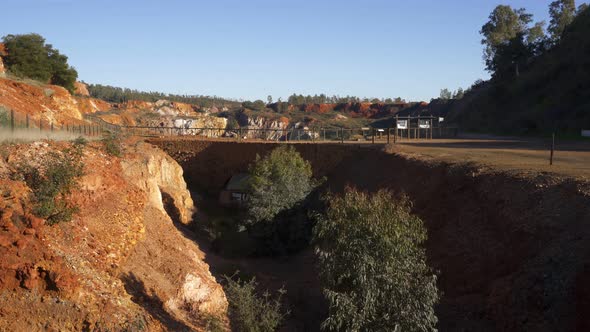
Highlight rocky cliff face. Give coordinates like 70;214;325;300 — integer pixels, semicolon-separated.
0;44;6;77
238;114;290;140
0;58;5;77
0;77;111;127
74;81;90;96
0;140;228;331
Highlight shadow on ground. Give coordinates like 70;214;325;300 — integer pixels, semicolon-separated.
120;272;193;331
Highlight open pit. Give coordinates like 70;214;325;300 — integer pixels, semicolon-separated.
150;139;590;331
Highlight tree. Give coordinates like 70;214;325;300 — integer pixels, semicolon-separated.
247;146;316;224
2;33;78;93
314;189;439;331
548;0;577;42
453;88;465;100
579;3;589;14
267;95;273;104
439;88;452;100
223;275;287;332
480;6;546;78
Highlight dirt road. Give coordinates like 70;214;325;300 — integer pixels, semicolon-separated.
389;136;590;180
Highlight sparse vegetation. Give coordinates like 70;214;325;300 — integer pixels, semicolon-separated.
223;274;288;332
101;131;123;157
314;188;439;332
14;144;85;225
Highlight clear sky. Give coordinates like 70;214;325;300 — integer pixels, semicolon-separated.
1;0;586;102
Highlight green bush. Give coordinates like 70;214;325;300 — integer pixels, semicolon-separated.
2;33;78;93
314;188;439;332
15;144;85;225
247;145;317;224
101;131;123;157
224;274;288;332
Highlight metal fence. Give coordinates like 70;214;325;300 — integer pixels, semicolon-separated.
116;115;458;143
0;109;459;143
1;109;106;137
116;125;459;143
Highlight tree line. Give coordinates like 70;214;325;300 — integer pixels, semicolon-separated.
481;0;588;80
285;93;406;105
86;83;241;108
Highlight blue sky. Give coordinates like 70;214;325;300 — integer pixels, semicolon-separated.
2;0;586;102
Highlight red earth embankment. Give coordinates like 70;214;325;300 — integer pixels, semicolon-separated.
151;139;590;331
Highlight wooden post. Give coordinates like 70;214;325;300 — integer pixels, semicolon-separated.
10;109;14;132
340;127;344;143
372;128;375;144
26;114;29;129
387;127;390;144
550;133;555;166
430;116;433;139
39;119;42;131
395;115;398;141
51;122;54;132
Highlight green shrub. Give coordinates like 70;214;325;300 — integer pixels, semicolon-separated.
224;274;288;332
15;144;85;225
72;136;88;147
314;188;439;332
247;145;317;224
244;145;322;255
101;131;123;157
0;106;9;127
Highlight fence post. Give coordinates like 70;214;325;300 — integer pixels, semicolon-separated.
430;116;434;139
341;128;344;143
26;114;29;129
550;133;555;166
10;109;14;132
387;128;390;144
40;119;42;132
51;122;54;132
372;128;375;144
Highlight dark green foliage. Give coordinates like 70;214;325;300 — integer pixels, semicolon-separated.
242;100;267;111
86;83;241;108
2;33;78;93
314;189;439;332
247;146;316;224
101;131;123;157
285;94;406;105
439;88;452;100
244;146;322;255
480;5;546;78
223;275;288;332
16;145;85;225
549;0;577;42
448;5;590;134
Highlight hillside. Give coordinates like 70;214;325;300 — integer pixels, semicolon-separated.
0;140;228;330
446;7;590;134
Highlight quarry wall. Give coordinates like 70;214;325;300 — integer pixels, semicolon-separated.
151;139;590;331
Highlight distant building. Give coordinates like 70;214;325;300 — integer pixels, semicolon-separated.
219;173;250;207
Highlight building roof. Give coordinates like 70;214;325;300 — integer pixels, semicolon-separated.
224;173;250;191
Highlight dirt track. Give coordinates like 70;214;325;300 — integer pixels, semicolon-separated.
391;136;590;180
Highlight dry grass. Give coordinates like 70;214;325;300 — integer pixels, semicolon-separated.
0;128;93;143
